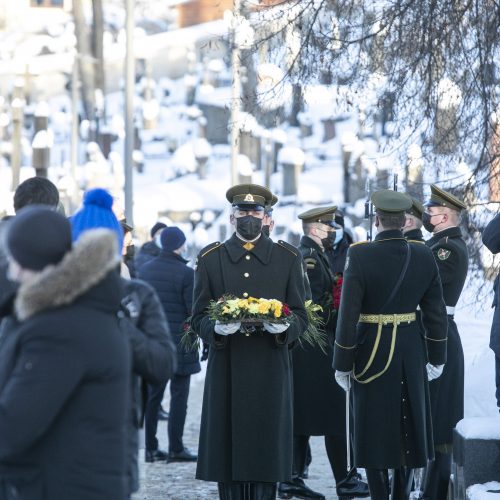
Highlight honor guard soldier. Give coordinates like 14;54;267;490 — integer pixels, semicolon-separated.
403;198;425;242
278;207;369;500
333;190;448;500
192;184;308;500
421;184;468;499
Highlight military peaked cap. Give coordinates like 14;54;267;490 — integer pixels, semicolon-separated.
425;184;466;211
264;194;279;215
406;197;424;220
298;206;337;226
371;190;412;214
226;184;273;209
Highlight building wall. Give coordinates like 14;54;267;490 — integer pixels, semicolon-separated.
0;0;71;31
177;0;233;28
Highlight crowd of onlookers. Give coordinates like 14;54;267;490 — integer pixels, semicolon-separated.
0;177;196;499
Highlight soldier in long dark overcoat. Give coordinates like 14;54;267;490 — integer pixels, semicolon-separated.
278;206;369;500
403;198;425;242
191;184;308;500
333;190;448;500
421;184;468;499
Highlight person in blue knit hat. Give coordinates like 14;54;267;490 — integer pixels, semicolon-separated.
71;188;124;251
69;187;176;496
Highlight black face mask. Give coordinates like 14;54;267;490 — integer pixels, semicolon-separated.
261;225;271;237
125;245;135;260
321;232;335;251
236;215;263;241
236;215;262;241
422;212;437;233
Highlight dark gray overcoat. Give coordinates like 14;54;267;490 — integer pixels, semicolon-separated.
294;236;345;436
333;229;448;469
192;233;307;483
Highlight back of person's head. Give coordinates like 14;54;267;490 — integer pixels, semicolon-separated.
150;222;167;239
13;177;60;213
6;205;72;271
70;188;123;251
160;226;186;252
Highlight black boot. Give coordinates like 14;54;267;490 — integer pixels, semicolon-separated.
277;478;325;499
218;482;244;500
251;482;277;500
422;452;452;500
365;468;390;500
391;468;414;500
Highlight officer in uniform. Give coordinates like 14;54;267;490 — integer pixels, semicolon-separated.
402;198;425;242
278;207;369;500
421;184;468;499
333;190;448;500
192;184;308;500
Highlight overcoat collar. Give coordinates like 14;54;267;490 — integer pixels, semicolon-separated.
224;233;273;264
374;229;405;241
426;226;462;247
300;235;323;253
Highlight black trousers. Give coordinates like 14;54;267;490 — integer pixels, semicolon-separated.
218;482;277;500
145;380;167;450
293;434;348;483
167;373;191;453
365;468;414;500
495;355;500;408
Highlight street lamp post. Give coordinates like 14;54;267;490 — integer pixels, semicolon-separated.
124;0;135;226
230;0;241;187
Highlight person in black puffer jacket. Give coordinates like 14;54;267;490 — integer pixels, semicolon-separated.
139;226;200;463
0;208;130;500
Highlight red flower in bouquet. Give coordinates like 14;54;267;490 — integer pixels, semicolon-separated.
282;303;291;317
333;274;343;311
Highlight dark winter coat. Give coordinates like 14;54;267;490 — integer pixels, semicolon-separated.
192;233;308;483
139;250;200;376
333;230;448;469
426;226;468;445
404;228;425;242
0;230;131;500
294;236;345;436
482;214;500;355
135;240;161;273
119;277;176;493
326;234;351;275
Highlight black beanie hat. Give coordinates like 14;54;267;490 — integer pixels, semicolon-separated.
6;205;72;271
150;222;167;238
160;226;186;252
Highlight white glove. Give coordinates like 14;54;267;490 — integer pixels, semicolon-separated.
263;322;289;334
335;370;352;391
214;321;241;336
426;363;444;381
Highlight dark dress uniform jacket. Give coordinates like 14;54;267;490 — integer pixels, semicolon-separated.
333;230;448;469
405;228;425;242
294;236;345;436
482;214;500;355
192;233;308;483
426;226;468;445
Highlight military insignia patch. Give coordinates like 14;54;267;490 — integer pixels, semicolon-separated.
437;248;451;260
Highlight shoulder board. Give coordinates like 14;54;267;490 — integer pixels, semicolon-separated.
200;241;221;258
277;240;298;256
408;239;425;244
430;236;451;250
350;240;369;247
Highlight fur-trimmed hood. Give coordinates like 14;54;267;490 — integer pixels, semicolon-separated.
15;229;121;321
